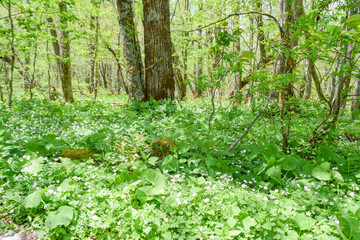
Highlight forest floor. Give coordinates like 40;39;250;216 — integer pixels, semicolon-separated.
0;95;359;239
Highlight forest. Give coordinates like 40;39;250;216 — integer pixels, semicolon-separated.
0;0;360;239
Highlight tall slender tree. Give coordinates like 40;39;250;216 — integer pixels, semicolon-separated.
116;0;145;101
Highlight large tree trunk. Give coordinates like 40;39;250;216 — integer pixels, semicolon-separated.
143;0;175;100
116;0;145;101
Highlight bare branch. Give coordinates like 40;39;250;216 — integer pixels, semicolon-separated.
227;92;275;152
174;11;284;39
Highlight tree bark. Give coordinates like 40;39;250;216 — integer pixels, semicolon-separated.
89;0;100;100
58;1;74;103
143;0;175;100
172;45;186;100
351;73;360;118
7;1;15;107
116;0;145;100
303;58;312;99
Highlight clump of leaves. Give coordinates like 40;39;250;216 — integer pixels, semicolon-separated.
150;139;177;158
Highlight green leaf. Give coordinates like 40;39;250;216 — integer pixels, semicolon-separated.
61;158;75;173
356;209;360;220
162;155;174;166
229;230;241;236
147;170;167;188
227;217;237;228
346;14;360;24
45;206;74;230
282;230;299;240
178;146;190;155
266;166;282;185
293;213;316;231
312;162;331;181
87;131;106;143
337;214;360;239
22;158;43;174
24;191;42;208
240;51;255;59
281;155;301;171
332;171;344;182
143;226;151;234
147;157;159;165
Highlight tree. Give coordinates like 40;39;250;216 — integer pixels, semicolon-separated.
143;0;175;100
116;0;145;101
6;0;15;107
46;1;74;103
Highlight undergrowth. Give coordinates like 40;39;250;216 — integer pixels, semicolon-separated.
0;95;359;239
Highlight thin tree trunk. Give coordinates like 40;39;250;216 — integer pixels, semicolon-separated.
89;0;100;99
46;40;52;98
351;73;360;118
303;58;312;99
172;45;186;100
58;1;74;103
7;1;15;107
29;41;38;99
116;0;145;100
308;59;327;102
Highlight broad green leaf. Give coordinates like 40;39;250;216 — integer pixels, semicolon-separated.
337;214;360;239
262;221;272;231
346;14;360;24
282;230;299;240
61;158;75;173
240;51;255;59
332;171;344;182
266;166;282;185
293;213;316;231
147;170;167;188
227;217;237;228
317;146;337;162
45;206;74;230
161;232;172;240
281;155;300;171
312;162;331;181
229;230;241;236
143;226;151;234
147;157;159;165
178;146;190;155
24;191;42;208
22;158;43;174
356;209;360;220
242;216;257;230
162;155;174;166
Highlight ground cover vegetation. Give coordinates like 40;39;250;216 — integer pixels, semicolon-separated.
1;0;360;239
0;96;359;239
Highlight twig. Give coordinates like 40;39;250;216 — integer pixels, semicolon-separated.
208;88;216;134
175;96;183;108
227;92;275;152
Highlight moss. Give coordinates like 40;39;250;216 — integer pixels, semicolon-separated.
150;139;177;158
60;149;95;160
